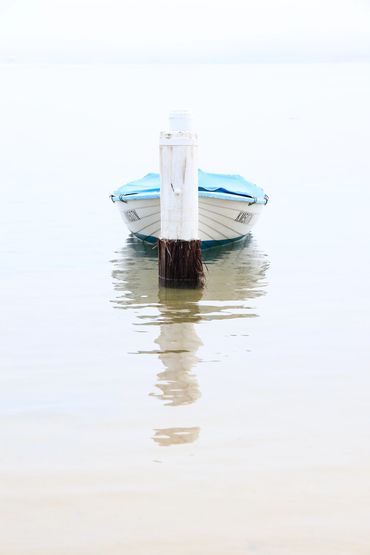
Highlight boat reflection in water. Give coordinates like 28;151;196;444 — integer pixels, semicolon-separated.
111;235;268;446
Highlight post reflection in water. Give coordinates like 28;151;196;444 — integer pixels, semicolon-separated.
111;235;268;447
152;286;203;407
153;427;200;447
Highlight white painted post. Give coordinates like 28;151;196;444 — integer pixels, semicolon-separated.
160;111;198;241
158;111;204;288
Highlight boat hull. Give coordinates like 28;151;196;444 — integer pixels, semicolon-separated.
115;194;264;247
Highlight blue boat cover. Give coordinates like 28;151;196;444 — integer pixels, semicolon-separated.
113;169;266;203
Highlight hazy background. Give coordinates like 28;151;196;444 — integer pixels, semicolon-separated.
0;0;370;64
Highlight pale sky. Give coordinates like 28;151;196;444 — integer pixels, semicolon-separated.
0;0;369;63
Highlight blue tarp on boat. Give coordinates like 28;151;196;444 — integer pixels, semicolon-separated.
112;170;267;204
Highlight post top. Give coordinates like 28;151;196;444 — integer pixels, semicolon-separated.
169;110;192;132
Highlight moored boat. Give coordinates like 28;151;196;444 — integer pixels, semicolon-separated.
111;169;268;248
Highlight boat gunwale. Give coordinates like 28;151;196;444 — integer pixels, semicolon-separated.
111;190;267;204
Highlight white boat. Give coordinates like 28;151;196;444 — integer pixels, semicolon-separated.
111;169;268;248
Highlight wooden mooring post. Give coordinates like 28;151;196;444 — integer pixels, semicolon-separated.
158;111;205;288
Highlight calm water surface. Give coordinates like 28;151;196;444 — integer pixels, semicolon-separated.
0;63;369;554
